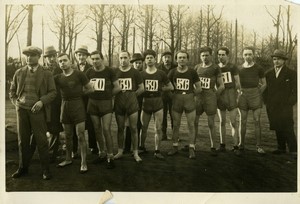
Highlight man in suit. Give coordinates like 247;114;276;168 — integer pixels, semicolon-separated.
158;51;176;140
264;49;297;155
9;46;56;180
74;45;99;157
44;46;63;162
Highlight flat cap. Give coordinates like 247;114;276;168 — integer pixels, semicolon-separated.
271;49;288;60
130;53;144;63
44;46;57;57
161;51;172;57
22;46;42;56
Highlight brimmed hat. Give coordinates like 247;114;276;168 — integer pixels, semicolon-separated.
161;51;172;57
130;53;144;63
44;46;57;57
75;45;90;55
22;46;42;56
271;49;288;60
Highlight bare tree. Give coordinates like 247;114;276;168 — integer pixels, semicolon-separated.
113;5;135;51
204;5;223;47
27;5;33;46
103;5;119;67
5;5;28;65
48;5;87;58
88;5;105;52
265;5;281;49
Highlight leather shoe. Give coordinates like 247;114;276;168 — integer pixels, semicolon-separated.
12;168;28;178
42;170;52;180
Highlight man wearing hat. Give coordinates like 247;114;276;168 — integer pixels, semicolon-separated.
74;45;99;157
123;53;144;153
158;51;176;140
44;46;63;162
264;49;297;155
9;46;57;180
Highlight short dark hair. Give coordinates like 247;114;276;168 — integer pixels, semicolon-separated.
200;46;212;55
175;50;189;60
57;53;69;59
90;50;104;60
119;50;130;57
243;46;255;54
143;49;156;58
217;47;230;55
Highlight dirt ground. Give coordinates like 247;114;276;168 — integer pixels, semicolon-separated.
5;99;298;192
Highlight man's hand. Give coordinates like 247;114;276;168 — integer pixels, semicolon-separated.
31;100;43;113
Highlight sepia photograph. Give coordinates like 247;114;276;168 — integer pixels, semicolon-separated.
1;0;299;203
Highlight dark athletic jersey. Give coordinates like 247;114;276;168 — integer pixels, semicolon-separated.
194;64;221;90
115;67;143;91
55;69;89;101
141;69;170;97
85;67;117;100
218;62;239;89
239;63;264;88
168;67;199;94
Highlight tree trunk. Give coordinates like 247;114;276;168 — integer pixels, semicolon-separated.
27;5;33;46
144;6;149;50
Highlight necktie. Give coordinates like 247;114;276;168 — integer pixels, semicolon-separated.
275;68;280;78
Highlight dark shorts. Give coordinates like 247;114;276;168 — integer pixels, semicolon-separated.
142;97;163;114
217;87;238;111
87;98;113;117
114;91;139;116
238;88;262;111
195;89;217;116
172;93;195;114
61;99;86;124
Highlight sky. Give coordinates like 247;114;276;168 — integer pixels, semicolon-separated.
5;1;300;59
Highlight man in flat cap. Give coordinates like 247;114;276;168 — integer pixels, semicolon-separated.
74;45;99;157
158;51;176;141
43;46;63;162
264;49;297;156
9;46;57;180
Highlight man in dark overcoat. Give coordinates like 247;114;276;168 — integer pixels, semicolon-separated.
264;49;297;155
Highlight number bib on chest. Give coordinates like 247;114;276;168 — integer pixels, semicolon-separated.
119;78;132;91
221;72;233;84
199;77;211;89
90;78;105;91
145;79;158;92
176;78;189;90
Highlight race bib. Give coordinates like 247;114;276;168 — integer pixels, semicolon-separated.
176;78;189;90
90;78;105;91
199;77;211;89
119;78;132;91
221;72;233;84
145;80;158;92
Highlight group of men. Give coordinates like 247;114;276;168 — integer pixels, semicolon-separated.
9;44;297;180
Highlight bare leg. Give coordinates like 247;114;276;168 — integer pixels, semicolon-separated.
76;121;87;171
114;114;125;159
128;112;142;162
